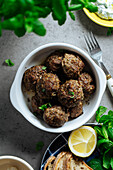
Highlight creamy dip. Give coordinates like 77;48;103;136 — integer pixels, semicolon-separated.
94;0;113;20
0;165;18;170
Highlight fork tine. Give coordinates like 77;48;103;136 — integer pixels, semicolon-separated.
84;35;91;51
90;32;97;47
84;35;94;51
90;32;100;48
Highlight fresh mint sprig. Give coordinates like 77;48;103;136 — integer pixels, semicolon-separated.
88;106;113;170
0;0;98;37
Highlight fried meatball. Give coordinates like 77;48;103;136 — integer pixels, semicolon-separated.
70;101;83;118
31;95;47;116
62;53;85;78
23;65;47;91
43;106;68;127
45;52;63;72
78;72;95;94
36;73;60;99
58;80;84;108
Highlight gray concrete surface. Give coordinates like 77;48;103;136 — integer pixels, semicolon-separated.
0;10;113;170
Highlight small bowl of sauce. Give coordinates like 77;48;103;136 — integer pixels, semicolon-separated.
83;0;113;27
0;156;34;170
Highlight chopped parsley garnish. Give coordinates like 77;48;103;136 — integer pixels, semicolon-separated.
42;88;45;92
68;91;74;98
70;96;74;99
42;66;47;70
36;141;44;151
5;59;14;67
39;103;52;111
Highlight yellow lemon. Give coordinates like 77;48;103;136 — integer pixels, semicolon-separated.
68;126;97;157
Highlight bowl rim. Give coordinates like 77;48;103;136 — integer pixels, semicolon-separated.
10;43;106;133
0;155;34;170
83;8;113;27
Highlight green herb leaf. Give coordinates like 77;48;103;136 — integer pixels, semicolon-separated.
48;103;52;107
52;0;66;25
97;139;113;148
69;91;74;95
69;11;75;20
33;19;46;36
39;104;47;111
42;88;45;92
42;66;47;70
94;126;103;137
88;158;104;170
102;125;108;139
96;106;107;122
108;110;113;116
99;115;113;124
36;141;44;151
14;27;26;37
107;27;113;36
39;103;52;111
103;148;113;169
85;2;98;12
5;59;14;67
110;157;113;169
108;128;113;141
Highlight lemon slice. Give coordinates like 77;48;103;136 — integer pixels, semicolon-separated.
68;126;97;157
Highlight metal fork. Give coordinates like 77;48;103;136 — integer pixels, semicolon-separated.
84;32;113;97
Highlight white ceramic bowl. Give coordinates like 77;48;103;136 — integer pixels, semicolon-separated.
0;155;34;170
10;43;106;133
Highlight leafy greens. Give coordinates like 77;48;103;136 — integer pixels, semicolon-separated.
88;106;113;170
0;0;98;37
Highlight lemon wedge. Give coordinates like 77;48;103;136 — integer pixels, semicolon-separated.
68;126;97;157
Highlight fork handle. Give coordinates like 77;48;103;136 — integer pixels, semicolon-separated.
107;77;113;97
99;62;113;97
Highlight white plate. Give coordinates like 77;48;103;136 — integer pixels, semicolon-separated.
10;43;106;133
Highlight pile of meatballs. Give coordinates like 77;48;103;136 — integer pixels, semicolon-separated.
23;51;95;127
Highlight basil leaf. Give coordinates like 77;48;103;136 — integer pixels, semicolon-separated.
36;141;44;151
103;148;113;169
2;14;24;30
108;110;113;116
33;19;46;36
108;128;113;141
52;0;66;25
69;11;75;20
85;2;98;12
14;27;26;37
102;125;108;139
99;115;113;124
110;157;113;169
88;158;104;170
96;106;107;122
97;139;113;148
94;126;103;137
5;59;14;67
107;27;113;36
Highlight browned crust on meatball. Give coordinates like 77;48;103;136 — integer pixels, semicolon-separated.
43;106;68;127
45;51;63;72
78;72;95;94
62;53;85;78
58;80;84;108
70;101;83;118
23;65;47;91
36;73;60;100
31;95;47;116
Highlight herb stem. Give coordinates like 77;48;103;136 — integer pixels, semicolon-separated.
68;4;83;11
